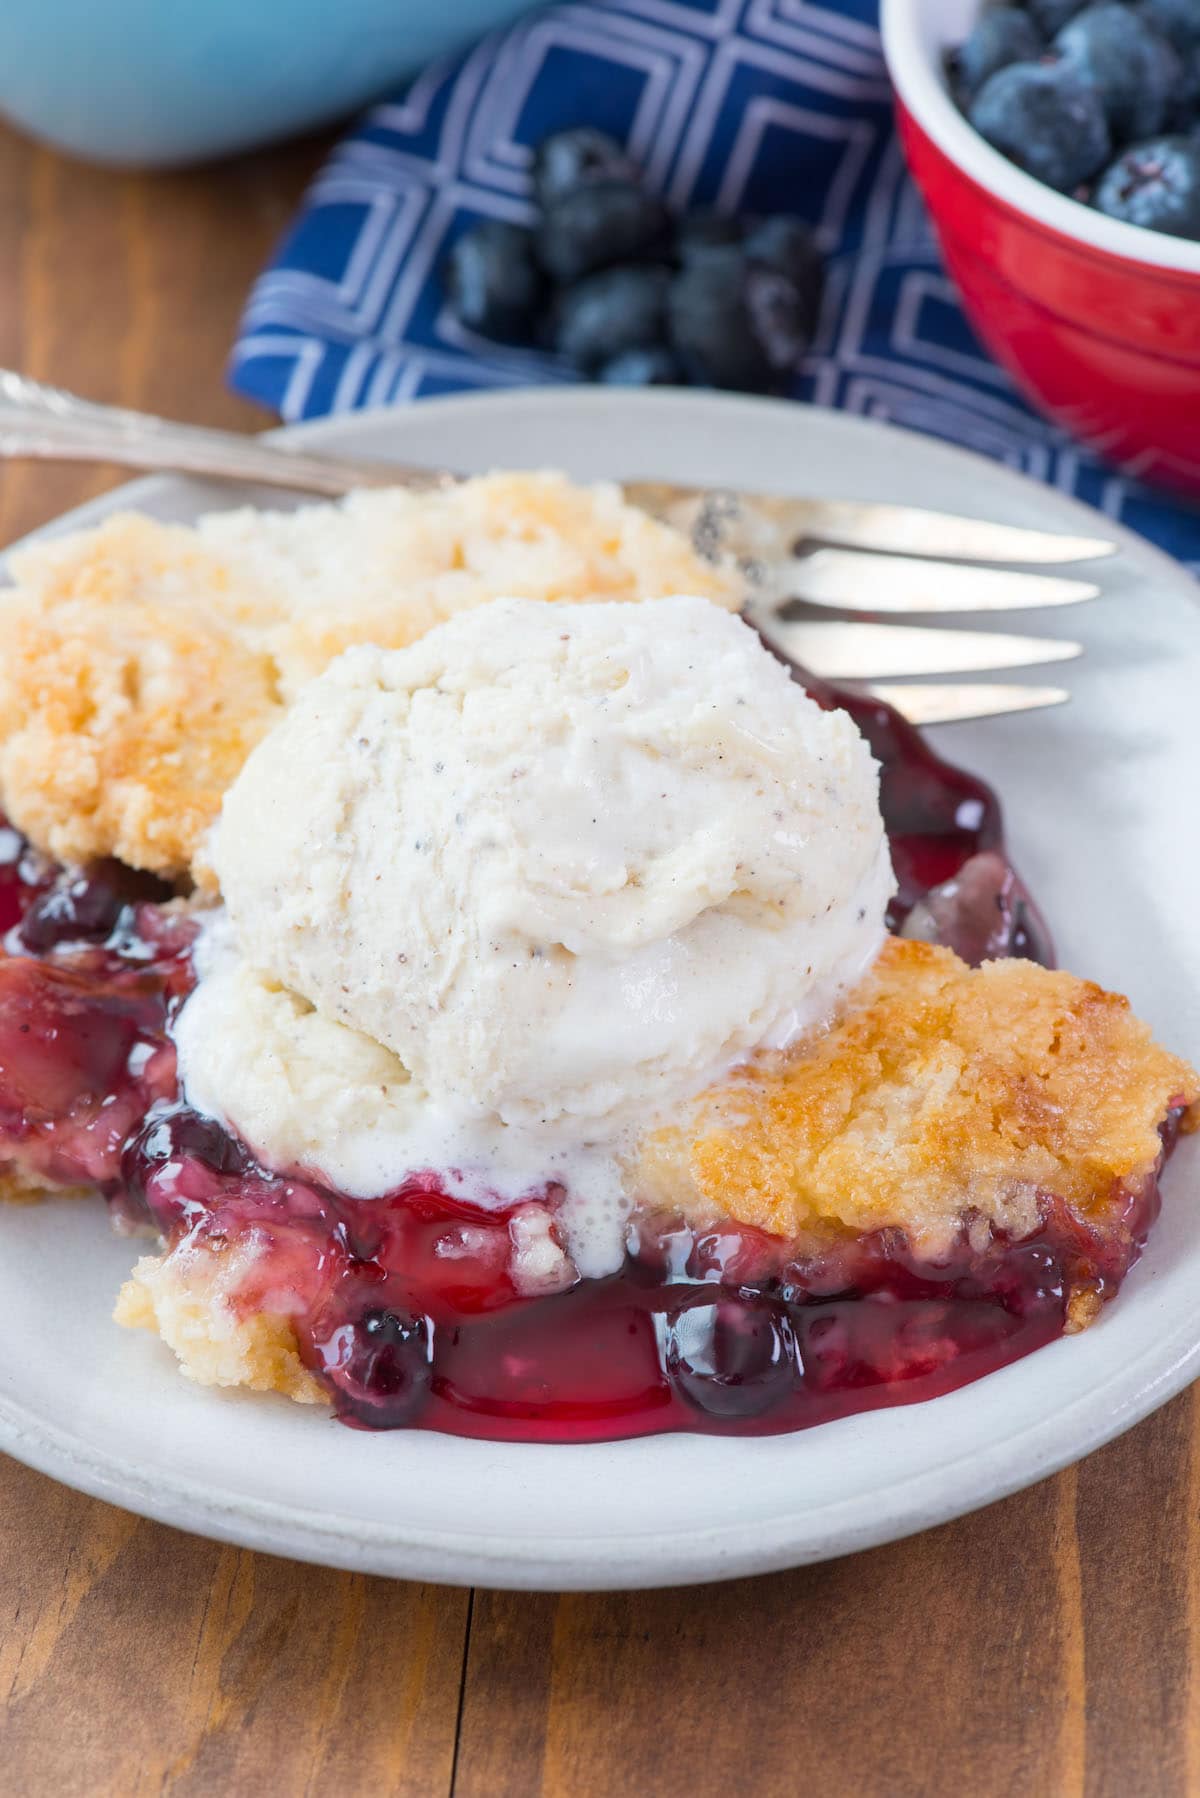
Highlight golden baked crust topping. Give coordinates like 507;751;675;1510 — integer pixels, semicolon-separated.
635;937;1199;1253
0;474;739;881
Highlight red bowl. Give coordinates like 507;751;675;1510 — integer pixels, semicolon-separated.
881;0;1200;499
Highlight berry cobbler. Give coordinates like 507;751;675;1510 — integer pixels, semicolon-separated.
0;473;1194;1441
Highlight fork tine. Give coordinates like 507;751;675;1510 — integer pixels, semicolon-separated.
865;682;1070;725
774;547;1100;614
760;619;1082;679
622;482;1117;565
777;499;1116;565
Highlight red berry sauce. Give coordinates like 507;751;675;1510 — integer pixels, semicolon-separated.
114;1100;1172;1439
0;676;1173;1439
0;842;195;1192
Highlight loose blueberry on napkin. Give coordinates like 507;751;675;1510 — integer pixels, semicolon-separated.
442;128;826;391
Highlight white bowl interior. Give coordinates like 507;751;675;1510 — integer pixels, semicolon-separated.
881;0;1200;277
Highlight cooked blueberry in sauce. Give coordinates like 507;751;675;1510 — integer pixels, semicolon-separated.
0;825;54;934
313;1307;435;1429
898;849;1052;965
665;1296;798;1418
16;859;172;956
121;1102;250;1225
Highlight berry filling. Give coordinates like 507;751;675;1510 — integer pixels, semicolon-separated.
0;674;1168;1441
0;848;195;1192
114;1098;1174;1440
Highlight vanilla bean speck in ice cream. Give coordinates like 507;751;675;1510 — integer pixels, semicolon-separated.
175;594;894;1277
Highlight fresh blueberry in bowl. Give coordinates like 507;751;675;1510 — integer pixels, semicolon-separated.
1169;45;1200;125
1140;0;1200;54
968;60;1113;190
1026;0;1088;33
947;5;1044;103
950;0;1200;232
442;220;543;342
1054;3;1180;141
551;264;670;370
888;0;1200;497
1092;133;1200;234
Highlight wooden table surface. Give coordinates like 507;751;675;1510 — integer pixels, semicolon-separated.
0;118;1193;1798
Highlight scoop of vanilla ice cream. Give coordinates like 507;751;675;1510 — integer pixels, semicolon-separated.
210;595;893;1134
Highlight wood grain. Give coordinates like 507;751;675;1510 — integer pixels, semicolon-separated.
454;1405;1194;1798
0;121;320;546
0;1458;468;1796
0;114;1195;1798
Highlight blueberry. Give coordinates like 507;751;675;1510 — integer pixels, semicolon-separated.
442;221;543;342
673;209;746;262
668;244;811;391
898;849;1053;966
17;859;165;954
120;1103;250;1229
319;1307;434;1428
969;61;1113;190
949;6;1044;101
1055;4;1181;140
552;265;670;370
1140;0;1200;52
746;264;817;370
535;181;670;284
1027;0;1087;31
1172;48;1200;126
1093;133;1200;233
665;1296;796;1419
600;347;683;385
743;215;825;340
125;1104;249;1183
532;128;639;210
668;250;769;389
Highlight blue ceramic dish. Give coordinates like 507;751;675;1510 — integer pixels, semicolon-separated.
0;0;540;167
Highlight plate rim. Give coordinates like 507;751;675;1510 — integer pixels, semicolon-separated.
1;385;1197;1590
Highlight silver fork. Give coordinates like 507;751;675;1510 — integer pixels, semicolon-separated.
0;372;1115;727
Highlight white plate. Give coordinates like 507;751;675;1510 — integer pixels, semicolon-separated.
1;389;1197;1590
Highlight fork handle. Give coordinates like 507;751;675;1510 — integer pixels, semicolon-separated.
0;370;439;497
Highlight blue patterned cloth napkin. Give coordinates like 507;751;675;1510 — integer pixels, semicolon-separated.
229;0;1200;570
